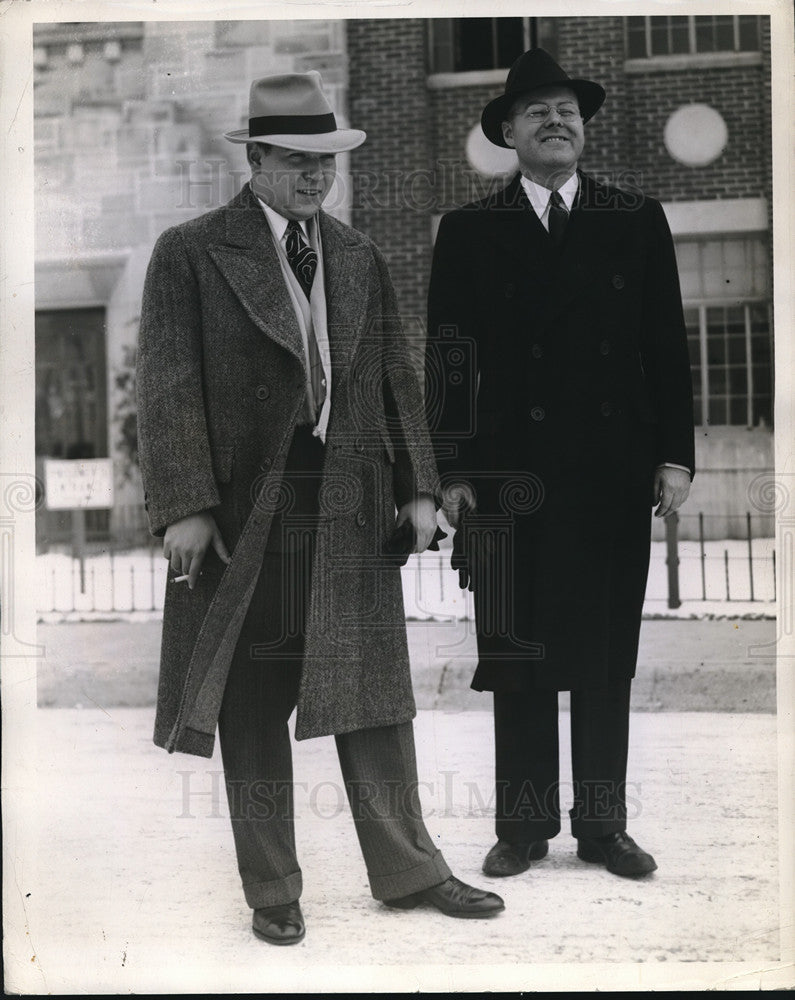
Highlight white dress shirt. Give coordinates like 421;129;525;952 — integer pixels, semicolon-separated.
520;171;579;230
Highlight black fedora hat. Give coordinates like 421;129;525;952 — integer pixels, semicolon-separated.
481;48;605;148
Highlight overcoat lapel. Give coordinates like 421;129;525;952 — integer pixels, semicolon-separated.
491;174;548;277
490;175;577;331
491;172;615;330
318;211;373;386
207;185;374;383
207;184;305;364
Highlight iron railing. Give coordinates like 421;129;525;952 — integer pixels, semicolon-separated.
36;511;776;618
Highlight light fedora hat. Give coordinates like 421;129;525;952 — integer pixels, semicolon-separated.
481;48;605;148
224;71;366;153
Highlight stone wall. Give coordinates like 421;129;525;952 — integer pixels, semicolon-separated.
33;19;350;542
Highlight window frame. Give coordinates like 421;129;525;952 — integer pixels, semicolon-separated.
427;17;555;79
685;301;773;429
676;231;772;430
624;14;762;73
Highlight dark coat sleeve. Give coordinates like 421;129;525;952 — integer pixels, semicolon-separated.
136;227;221;536
425;211;481;497
642;200;696;475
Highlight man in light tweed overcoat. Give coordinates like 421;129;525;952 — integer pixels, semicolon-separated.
136;72;503;944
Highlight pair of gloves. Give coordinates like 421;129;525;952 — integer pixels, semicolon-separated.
384;514;488;593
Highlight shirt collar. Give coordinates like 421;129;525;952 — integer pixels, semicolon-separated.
520;171;580;218
256;197;312;242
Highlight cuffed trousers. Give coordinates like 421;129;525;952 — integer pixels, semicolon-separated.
216;427;450;909
493;680;633;843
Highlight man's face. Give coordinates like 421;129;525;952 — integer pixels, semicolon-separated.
249;143;337;221
501;85;585;188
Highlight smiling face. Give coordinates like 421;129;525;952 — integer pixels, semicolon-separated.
248;142;337;221
501;85;585;189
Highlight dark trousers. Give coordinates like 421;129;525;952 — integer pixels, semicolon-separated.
493;680;632;842
217;427;450;909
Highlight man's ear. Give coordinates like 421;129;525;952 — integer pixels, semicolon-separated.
501;121;515;148
246;143;262;167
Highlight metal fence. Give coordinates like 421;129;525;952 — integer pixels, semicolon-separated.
658;511;775;608
36;511;776;618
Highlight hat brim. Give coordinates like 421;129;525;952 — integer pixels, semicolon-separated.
481;80;605;147
224;128;366;153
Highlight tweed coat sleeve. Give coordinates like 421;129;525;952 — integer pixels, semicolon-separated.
371;242;441;510
136;227;221;536
642;200;696;475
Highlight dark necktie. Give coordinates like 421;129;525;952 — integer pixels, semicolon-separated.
284;220;325;413
548;190;569;246
285;219;318;298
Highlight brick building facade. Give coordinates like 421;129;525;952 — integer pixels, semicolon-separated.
34;16;774;544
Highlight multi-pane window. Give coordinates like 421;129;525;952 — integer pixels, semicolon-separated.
429;18;558;73
626;15;760;59
676;237;772;428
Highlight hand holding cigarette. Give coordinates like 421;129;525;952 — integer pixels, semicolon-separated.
163;512;231;590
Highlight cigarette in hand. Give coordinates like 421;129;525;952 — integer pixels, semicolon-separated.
172;574;190;583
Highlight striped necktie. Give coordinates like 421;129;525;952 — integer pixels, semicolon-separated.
284;220;325;413
548;190;569;246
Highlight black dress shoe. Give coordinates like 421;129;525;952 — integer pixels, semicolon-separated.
384;875;504;918
252;900;306;944
577;832;657;877
482;839;549;877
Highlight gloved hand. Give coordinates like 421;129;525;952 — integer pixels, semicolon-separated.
451;514;494;592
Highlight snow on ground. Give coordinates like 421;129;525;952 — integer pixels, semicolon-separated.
37;537;776;623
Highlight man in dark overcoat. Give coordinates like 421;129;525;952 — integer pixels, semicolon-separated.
136;71;503;944
426;50;695;880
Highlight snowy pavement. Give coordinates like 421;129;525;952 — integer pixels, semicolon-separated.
3;706;785;993
13;549;788;993
35;618;777;714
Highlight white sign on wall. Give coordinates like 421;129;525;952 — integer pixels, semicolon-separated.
44;458;114;510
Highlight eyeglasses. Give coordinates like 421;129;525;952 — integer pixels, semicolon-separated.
523;104;582;123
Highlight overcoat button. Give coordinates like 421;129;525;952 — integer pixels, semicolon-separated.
531;343;543;359
356;512;367;527
530;406;545;421
611;274;625;290
256;385;270;400
259;458;271;472
355;438;365;453
600;401;612;417
600;340;611;355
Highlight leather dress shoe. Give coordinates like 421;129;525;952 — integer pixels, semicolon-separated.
252;900;305;944
384;875;504;918
482;839;549;877
577;831;657;877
